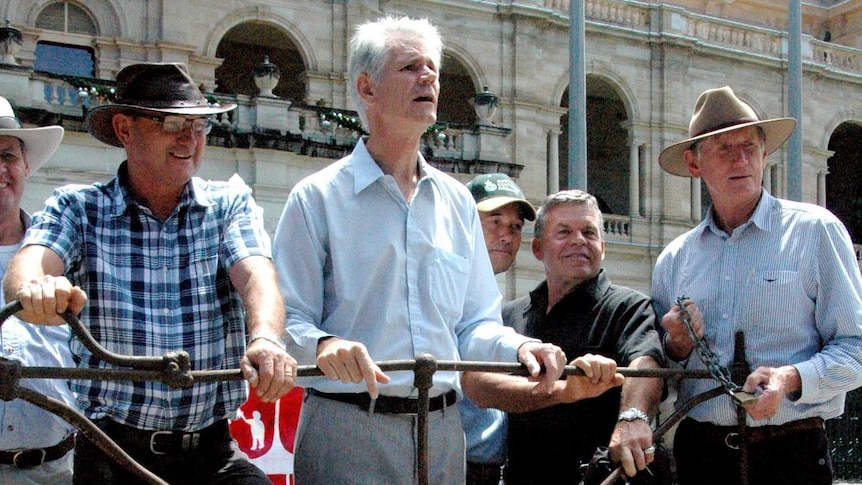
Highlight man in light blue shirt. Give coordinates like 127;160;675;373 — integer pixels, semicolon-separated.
273;16;567;485
0;96;77;485
653;86;862;485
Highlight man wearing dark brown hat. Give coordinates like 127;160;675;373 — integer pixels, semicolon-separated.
4;63;296;485
652;86;862;484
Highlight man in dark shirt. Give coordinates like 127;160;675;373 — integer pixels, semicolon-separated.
463;189;665;484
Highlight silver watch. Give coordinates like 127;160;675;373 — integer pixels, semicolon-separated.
617;407;650;424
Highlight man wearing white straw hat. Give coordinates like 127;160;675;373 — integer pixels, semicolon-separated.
3;63;296;485
652;86;862;484
0;96;77;485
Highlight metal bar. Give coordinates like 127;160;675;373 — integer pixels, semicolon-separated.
0;300;725;485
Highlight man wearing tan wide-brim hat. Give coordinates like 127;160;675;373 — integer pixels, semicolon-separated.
3;63;297;485
651;86;862;485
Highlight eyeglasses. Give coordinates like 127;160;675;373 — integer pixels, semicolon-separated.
135;115;212;135
0;116;23;129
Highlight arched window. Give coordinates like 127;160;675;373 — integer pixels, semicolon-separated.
34;1;97;77
35;1;97;35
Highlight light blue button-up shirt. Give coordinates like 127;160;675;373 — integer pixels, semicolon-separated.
0;213;77;452
273;139;534;397
652;190;862;426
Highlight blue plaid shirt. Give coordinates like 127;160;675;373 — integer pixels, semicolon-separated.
23;162;271;431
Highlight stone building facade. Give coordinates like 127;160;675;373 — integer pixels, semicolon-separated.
1;0;861;300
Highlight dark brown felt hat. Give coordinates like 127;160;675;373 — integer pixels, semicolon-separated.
658;86;796;177
85;63;236;147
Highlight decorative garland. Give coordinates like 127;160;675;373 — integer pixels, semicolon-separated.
62;76;116;102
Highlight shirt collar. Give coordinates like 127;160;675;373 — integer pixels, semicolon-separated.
107;161;210;218
700;189;774;237
529;269;609;310
351;137;433;194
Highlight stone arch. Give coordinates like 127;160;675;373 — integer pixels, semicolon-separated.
825;118;862;243
439;45;485;125
557;73;635;215
210;13;311;103
205;8;317;71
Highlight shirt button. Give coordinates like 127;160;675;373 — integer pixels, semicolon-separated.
163;308;170;315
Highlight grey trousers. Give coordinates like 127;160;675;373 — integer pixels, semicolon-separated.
295;392;466;485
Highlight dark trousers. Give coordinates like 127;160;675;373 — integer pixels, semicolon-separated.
467;461;503;485
674;417;832;485
73;419;271;485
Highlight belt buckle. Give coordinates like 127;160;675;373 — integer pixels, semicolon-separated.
724;432;741;450
13;448;46;468
149;430;174;455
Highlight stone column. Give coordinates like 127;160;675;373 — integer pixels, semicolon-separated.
547;129;560;194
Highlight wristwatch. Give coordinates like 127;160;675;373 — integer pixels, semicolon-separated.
617;407;650;424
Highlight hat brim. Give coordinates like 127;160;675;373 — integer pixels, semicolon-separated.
476;196;537;221
86;102;236;147
0;125;64;175
658;118;797;177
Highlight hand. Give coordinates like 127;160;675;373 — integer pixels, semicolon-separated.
742;365;801;420
609;419;655;478
242;339;298;402
661;298;703;360
558;353;624;403
316;337;390;398
14;275;88;325
516;341;567;395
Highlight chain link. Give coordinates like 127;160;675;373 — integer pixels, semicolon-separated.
676;296;756;406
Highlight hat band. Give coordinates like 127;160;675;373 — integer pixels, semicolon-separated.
692;117;758;138
0;116;23;129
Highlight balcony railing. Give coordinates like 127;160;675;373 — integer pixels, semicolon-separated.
1;66;522;177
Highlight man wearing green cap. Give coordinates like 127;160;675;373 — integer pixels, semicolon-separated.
460;173;535;485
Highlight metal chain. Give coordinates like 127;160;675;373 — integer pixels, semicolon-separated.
676;296;756;406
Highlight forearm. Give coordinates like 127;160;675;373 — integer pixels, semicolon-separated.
461;371;563;413
3;246;63;302
230;256;285;338
619;356;664;417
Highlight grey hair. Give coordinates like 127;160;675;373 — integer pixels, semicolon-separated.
347;16;443;128
534;190;604;240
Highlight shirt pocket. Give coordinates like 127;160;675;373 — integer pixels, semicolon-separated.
747;270;800;322
429;248;469;322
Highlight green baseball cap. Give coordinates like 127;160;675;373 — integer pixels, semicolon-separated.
466;173;536;221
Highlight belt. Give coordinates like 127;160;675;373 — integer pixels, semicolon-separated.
466;461;503;485
684;417;825;449
307;388;458;414
104;419;230;456
0;433;76;469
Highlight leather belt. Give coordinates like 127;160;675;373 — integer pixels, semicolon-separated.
683;417;825;449
307;388;457;414
104;419;230;456
0;433;76;469
466;461;503;485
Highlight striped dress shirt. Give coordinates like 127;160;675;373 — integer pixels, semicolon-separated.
652;190;862;426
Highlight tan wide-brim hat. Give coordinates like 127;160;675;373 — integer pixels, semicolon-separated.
658;86;797;177
86;63;236;147
0;96;63;175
